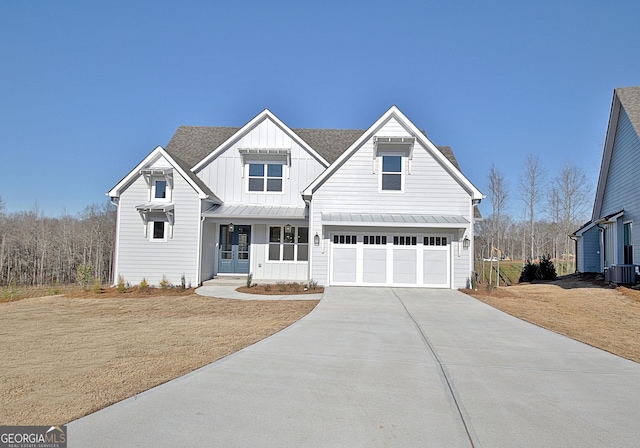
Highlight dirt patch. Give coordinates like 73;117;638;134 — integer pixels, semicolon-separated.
464;275;640;363
0;293;318;425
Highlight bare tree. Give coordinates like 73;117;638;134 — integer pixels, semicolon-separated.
518;154;546;261
552;162;591;274
487;164;509;286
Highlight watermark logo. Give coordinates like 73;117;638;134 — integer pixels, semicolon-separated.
0;426;66;448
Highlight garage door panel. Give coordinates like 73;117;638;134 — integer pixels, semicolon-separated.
393;249;417;284
423;249;448;285
363;248;386;284
332;248;357;283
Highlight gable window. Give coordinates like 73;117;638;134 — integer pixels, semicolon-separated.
249;163;283;192
381;155;403;191
269;226;308;261
154;180;167;199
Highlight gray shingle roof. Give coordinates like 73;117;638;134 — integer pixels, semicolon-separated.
165;126;462;169
616;86;640;136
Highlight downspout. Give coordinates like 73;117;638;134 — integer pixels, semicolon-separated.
568;234;578;273
304;197;312;287
596;223;606;272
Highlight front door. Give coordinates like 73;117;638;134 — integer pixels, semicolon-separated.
218;225;251;274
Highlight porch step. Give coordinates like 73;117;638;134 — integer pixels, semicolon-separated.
203;276;248;287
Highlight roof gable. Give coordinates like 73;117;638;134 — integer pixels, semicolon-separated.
107;146;220;202
188;110;330;173
302;105;483;200
592;86;640;220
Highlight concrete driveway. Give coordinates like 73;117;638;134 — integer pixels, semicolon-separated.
69;287;640;447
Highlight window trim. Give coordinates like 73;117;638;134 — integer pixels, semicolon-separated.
268;226;308;262
378;154;405;193
247;163;285;194
150;221;168;242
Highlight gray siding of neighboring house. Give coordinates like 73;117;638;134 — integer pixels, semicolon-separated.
601;108;640;265
116;157;202;287
310;117;473;288
579;226;601;273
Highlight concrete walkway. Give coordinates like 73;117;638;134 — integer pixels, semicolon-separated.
68;287;640;447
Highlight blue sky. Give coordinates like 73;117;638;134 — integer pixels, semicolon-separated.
1;0;639;217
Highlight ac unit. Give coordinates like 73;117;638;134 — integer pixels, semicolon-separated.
608;264;636;284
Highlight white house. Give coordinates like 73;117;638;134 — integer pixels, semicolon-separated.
107;106;484;289
574;86;640;281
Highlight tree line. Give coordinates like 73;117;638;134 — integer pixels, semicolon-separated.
0;197;116;287
476;154;592;285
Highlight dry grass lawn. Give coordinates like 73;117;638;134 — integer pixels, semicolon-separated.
464;274;640;364
0;291;318;426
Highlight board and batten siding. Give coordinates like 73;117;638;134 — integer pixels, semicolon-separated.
115;159;202;287
601;108;640;265
195;117;326;206
310;118;474;288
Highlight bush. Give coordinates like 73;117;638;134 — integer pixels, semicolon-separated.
538;254;558;280
139;278;149;292
519;255;557;283
276;281;286;292
180;273;186;291
93;278;102;294
246;273;253;288
76;264;93;291
117;275;126;293
308;279;318;290
519;260;538;283
159;275;171;290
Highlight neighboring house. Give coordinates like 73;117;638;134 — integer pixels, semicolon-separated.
107;106;484;289
574;86;640;276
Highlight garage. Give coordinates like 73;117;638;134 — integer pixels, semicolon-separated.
329;231;451;287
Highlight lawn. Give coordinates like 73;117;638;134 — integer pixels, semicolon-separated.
0;289;318;426
464;274;640;364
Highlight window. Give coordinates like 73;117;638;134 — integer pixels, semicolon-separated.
624;222;633;264
249;163;283;192
364;235;387;245
393;236;417;246
424;236;448;246
152;221;166;241
381;155;402;191
333;235;357;244
268;226;308;261
154;180;167;199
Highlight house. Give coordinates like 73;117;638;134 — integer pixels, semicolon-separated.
107;106;484;289
574;86;640;278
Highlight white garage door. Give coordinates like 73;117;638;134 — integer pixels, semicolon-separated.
329;233;451;287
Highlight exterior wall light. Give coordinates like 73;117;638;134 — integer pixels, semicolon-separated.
314;232;320;246
228;223;234;233
284;224;292;233
463;236;471;250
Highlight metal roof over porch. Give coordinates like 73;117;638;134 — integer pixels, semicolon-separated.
202;204;307;220
321;212;469;228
